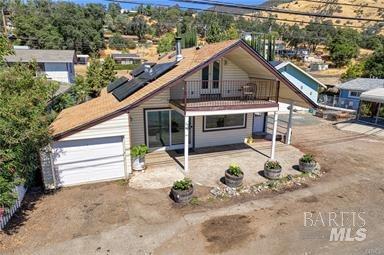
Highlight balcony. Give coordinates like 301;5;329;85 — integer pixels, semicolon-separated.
170;79;279;112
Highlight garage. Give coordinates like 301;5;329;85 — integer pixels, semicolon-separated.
52;136;126;186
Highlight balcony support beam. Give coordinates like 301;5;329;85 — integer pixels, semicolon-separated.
270;111;279;160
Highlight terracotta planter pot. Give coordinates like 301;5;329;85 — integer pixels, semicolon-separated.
171;186;194;203
299;160;317;173
132;155;146;171
224;169;244;188
264;166;282;180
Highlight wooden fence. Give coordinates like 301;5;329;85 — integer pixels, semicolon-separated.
0;185;27;230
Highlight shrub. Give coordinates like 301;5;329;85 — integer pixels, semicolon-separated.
228;163;243;176
264;160;282;170
172;178;193;190
0;176;17;209
300;154;315;163
131;144;148;158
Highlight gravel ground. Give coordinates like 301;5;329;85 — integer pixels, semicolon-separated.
1;114;384;255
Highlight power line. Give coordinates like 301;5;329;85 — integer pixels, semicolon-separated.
107;0;366;29
173;0;384;22
299;0;383;9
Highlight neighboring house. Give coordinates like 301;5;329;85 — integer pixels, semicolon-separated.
76;54;89;65
40;39;317;188
338;78;384;110
5;49;76;83
270;61;326;110
111;53;142;65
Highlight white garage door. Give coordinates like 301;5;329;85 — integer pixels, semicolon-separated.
52;136;125;186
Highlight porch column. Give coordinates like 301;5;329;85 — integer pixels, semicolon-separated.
184;116;189;172
286;101;293;145
270;111;279;160
375;103;381;125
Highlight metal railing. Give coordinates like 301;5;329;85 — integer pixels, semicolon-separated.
170;79;279;109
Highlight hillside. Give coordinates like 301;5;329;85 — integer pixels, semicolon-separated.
267;0;384;31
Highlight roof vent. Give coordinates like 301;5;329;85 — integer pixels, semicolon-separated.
175;36;183;62
144;64;152;74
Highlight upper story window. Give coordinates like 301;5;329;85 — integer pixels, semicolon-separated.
201;60;221;90
349;91;361;98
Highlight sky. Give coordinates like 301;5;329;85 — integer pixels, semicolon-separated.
63;0;267;10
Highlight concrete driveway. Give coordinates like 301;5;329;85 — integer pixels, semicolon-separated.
129;141;305;189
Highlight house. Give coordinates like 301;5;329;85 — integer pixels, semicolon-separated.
5;49;76;83
270;61;326;110
338;78;384;110
40;39;317;188
76;54;89;65
111;53;142;65
357;88;384;126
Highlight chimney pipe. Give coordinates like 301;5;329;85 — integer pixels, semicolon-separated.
175;36;183;62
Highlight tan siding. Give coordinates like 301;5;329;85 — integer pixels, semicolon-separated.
60;113;129;141
194;113;253;148
129;89;170;146
222;58;249;80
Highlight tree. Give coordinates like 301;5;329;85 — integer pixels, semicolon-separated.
101;56;116;85
0;35;13;65
129;15;148;42
109;33;128;50
327;28;360;67
206;19;225;43
363;49;384;78
0;64;57;189
157;33;174;53
342;62;365;81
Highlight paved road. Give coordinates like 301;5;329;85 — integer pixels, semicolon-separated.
4;114;384;255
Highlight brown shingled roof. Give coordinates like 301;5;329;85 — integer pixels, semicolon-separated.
51;40;240;138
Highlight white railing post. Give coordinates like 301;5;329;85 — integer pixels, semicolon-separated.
184;116;189;172
286;101;293;145
271;111;279;160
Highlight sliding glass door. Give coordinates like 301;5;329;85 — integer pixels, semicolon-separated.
146;109;192;149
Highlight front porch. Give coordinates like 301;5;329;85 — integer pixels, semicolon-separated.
129;141;304;189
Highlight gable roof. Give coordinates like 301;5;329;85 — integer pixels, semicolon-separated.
5;49;75;63
51;40;318;139
338;78;384;91
273;61;327;89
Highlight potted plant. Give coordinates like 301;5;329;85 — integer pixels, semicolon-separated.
264;160;282;180
225;163;244;188
299;154;317;172
171;178;194;203
131;144;149;171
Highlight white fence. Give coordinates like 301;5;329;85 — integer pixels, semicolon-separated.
0;185;27;230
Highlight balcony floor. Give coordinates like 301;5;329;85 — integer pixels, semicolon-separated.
170;99;278;111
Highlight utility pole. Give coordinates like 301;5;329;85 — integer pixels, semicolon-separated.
1;7;7;35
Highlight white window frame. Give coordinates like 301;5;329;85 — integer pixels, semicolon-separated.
349;90;362;98
203;114;246;132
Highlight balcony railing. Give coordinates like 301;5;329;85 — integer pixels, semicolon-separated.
170;79;279;110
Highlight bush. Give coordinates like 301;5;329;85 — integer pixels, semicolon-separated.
131;144;148;158
264;160;282;170
172;178;193;190
228;163;243;176
0;176;17;209
300;154;315;163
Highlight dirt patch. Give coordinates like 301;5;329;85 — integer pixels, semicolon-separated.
201;214;254;253
298;195;319;203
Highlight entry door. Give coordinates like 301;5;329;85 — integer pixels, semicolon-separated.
253;113;265;133
201;60;221;95
146;109;192;149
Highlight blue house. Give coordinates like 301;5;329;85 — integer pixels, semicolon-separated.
270;61;326;108
338;78;384;110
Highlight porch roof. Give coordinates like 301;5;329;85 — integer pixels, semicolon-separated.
360;88;384;104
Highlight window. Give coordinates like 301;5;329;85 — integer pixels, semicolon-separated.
349;91;361;98
204;114;246;131
201;65;209;89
